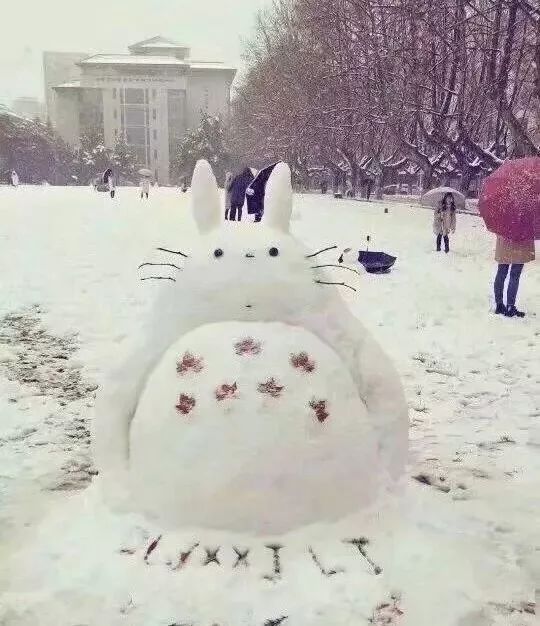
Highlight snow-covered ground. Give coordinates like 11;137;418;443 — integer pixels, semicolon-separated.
0;185;538;625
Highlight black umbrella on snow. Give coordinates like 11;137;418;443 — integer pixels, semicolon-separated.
339;236;397;274
246;161;281;221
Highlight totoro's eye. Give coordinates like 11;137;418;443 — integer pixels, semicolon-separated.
214;248;224;258
269;247;279;257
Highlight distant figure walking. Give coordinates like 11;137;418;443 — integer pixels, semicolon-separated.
140;177;150;200
103;168;115;199
10;170;19;187
228;167;255;221
494;235;535;317
224;172;233;219
433;192;456;252
108;175;115;199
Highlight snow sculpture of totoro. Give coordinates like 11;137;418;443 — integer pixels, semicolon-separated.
93;160;408;535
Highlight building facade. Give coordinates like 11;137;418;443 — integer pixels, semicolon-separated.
44;37;236;184
11;97;46;122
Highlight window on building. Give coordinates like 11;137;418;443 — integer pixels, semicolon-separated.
125;88;145;105
113;109;117;120
154;149;158;161
119;87;151;167
112;88;117;99
125;108;145;126
127;127;146;145
114;129;118;138
152;109;156;121
167;89;186;172
133;146;146;165
153;129;157;141
152;89;156;99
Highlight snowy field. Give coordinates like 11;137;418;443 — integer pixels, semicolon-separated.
0;185;538;625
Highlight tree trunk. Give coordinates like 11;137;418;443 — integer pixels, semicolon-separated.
421;168;434;192
350;161;359;198
332;170;340;195
375;171;384;200
459;165;476;196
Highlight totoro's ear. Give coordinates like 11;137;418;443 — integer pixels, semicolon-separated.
191;159;220;233
264;162;292;232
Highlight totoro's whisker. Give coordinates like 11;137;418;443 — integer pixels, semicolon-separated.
157;247;189;258
139;262;182;271
141;276;176;282
305;245;338;259
314;279;357;292
311;264;362;277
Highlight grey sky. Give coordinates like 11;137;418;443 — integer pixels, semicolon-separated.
0;0;270;105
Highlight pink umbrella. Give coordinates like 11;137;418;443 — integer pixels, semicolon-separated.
478;157;540;242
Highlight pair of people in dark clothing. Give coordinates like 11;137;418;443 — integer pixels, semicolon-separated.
225;163;280;222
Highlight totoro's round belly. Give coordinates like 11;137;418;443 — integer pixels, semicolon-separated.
129;321;379;534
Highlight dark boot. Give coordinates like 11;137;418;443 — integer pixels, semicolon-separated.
494;303;507;315
505;306;525;318
444;235;449;253
436;234;442;252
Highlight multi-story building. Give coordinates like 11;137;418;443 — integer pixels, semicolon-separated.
43;36;236;184
11;97;46;122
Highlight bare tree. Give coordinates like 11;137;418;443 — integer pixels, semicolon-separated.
231;0;539;196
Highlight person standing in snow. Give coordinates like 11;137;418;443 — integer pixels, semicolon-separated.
10;170;19;187
228;167;255;221
108;172;116;199
493;235;535;317
433;192;457;252
140;177;150;200
224;172;233;219
246;163;279;222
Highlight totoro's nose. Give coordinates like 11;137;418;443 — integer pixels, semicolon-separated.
245;253;255;259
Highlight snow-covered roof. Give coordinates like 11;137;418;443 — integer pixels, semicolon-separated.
129;36;185;50
79;55;235;72
140;42;183;49
190;62;236;72
80;54;188;66
54;81;81;89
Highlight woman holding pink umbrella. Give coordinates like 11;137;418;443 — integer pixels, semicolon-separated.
478;156;538;318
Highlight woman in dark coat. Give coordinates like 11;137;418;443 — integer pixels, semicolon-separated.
246;162;279;222
228;168;255;221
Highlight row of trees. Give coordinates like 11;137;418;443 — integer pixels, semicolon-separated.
171;114;233;185
0;110;139;185
0;110;73;184
231;0;540;196
0;107;232;187
72;127;139;184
